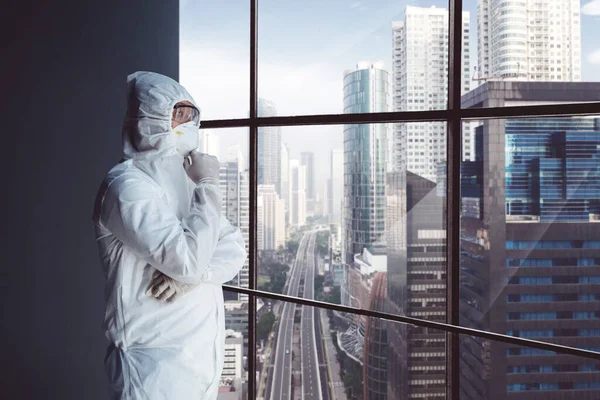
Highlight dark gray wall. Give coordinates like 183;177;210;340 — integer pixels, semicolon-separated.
3;1;178;398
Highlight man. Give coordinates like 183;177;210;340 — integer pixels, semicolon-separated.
92;71;246;399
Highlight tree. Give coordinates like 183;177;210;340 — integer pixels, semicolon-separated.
256;311;275;341
316;230;330;257
314;275;325;294
285;239;299;255
330;286;341;304
259;262;290;294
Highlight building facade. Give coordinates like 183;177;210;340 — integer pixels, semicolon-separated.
385;170;447;400
289;159;307;228
258;98;282;192
220;146;250;302
329;148;344;225
477;0;581;82
257;184;286;251
224;301;250;355
392;6;472;179
280;143;290;226
460;82;600;399
363;272;389;400
300;151;316;215
221;330;245;385
342;61;390;266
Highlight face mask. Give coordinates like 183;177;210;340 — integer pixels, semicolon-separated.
172;121;200;156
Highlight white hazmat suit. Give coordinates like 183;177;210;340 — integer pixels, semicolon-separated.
92;71;247;399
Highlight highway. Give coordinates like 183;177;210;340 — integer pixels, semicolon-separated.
300;232;323;400
268;230;323;400
268;232;310;400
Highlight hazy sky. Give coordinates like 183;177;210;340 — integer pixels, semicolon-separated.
180;0;600;195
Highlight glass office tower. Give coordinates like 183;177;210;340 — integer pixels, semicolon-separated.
460;81;600;399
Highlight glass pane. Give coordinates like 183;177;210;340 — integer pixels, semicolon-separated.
460;334;600;399
463;0;600;108
257;300;447;400
258;0;452;117
200;127;250;302
256;123;447;323
460;116;600;352
180;0;249;120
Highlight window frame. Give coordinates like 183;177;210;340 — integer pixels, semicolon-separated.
191;0;600;398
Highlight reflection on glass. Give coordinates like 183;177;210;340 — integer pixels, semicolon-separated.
253;115;447;398
460;91;600;396
202;129;251;398
256;299;447;400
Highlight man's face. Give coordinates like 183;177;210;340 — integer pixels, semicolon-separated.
171;100;195;129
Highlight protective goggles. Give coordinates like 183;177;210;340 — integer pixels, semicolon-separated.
172;104;201;126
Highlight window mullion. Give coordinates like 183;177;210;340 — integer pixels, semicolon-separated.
249;0;258;398
447;0;463;398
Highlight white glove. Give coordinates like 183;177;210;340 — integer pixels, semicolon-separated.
184;149;220;185
146;270;197;302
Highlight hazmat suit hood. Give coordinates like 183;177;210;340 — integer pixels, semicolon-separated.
122;71;199;161
120;71;201;220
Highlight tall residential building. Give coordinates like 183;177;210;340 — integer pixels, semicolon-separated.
342;61;390;265
280;143;290;225
392;6;472;178
201;129;221;158
320;180;329;216
224;300;249;354
460;82;600;399
477;0;581;82
257;184;286;251
220;146;250;302
329;148;344;225
300;151;316;215
220;330;244;385
258;98;282;192
289;160;307;228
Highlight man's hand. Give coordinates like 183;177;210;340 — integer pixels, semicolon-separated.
183;149;220;185
146;270;197;302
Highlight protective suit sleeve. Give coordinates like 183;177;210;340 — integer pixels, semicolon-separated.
100;174;222;285
206;216;247;284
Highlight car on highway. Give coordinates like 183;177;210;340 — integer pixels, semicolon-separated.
285;348;290;355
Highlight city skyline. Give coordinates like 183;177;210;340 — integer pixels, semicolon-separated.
183;0;600;195
181;0;600;121
180;1;600;399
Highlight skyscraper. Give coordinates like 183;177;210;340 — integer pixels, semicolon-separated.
257;184;286;251
320;179;329;216
300;151;316;215
329;148;344;225
220;145;250;302
392;6;472;177
280;143;290;226
477;0;581;82
385;169;447;400
460;81;600;399
220;330;245;385
289;160;307;228
342;61;390;265
258;99;282;192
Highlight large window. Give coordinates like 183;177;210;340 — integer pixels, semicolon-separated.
181;0;600;399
